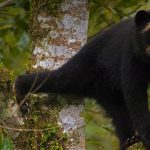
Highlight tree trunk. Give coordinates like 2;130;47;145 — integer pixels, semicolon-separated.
30;0;88;149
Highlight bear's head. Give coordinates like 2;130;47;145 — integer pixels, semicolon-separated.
135;10;150;56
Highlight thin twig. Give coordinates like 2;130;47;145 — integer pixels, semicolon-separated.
0;0;14;9
0;124;52;132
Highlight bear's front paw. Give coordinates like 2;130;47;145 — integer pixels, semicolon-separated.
15;89;29;115
121;135;140;150
124;135;140;149
19;101;29;115
15;75;29;115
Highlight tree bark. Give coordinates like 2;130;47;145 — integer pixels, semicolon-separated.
31;0;88;149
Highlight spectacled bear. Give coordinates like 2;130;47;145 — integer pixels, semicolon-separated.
15;10;150;150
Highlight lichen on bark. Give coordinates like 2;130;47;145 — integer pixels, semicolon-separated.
30;0;66;45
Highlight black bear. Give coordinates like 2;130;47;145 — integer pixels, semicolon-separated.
15;10;150;150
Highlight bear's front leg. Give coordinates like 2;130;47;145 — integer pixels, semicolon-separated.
121;65;150;149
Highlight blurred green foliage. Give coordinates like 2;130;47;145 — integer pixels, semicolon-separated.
0;0;150;150
85;99;119;150
88;0;150;36
0;0;30;75
0;0;150;73
0;133;13;150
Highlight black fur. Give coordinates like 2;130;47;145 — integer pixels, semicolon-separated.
15;10;150;150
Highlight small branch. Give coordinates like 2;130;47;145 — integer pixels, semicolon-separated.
0;124;53;132
0;0;14;9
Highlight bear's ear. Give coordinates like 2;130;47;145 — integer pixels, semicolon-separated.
135;10;150;26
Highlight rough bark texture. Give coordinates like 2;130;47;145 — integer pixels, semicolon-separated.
31;0;88;149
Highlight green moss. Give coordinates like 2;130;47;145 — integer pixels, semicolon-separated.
0;63;12;90
15;95;67;150
46;0;66;16
40;123;67;150
32;0;65;16
127;142;145;150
